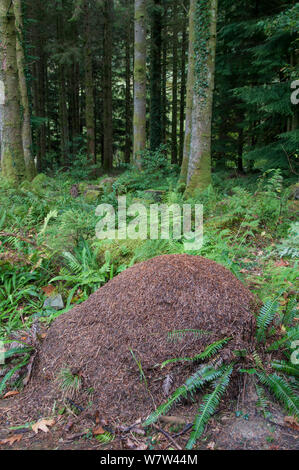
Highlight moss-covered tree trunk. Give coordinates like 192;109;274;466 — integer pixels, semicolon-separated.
84;0;95;166
186;0;217;196
103;0;113;172
179;5;188;166
133;0;147;169
161;4;168;145
171;0;178;164
0;0;26;182
124;0;133;164
179;0;195;187
184;0;218;197
14;0;36;180
149;0;162;152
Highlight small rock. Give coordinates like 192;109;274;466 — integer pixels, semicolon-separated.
43;294;64;311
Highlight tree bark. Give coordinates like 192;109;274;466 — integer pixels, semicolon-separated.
84;0;96;165
133;0;147;168
171;0;178;164
103;0;113;172
185;0;218;197
0;0;26;182
14;0;36;180
179;6;188;166
149;0;162;152
179;0;195;187
124;2;133;164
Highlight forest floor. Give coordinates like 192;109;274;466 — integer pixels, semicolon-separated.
0;167;298;450
1;382;299;450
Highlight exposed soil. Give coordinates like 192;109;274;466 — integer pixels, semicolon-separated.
1;254;259;431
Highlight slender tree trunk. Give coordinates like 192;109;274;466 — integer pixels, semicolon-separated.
171;0;178;164
149;0;162;152
179;9;187;166
237;126;244;173
125;4;132;164
0;0;26;182
103;0;113;172
14;0;36;180
161;6;168;145
133;0;147;168
179;0;195;187
57;15;69;167
84;0;96;165
185;0;218;196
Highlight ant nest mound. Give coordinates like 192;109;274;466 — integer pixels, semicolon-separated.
13;255;258;423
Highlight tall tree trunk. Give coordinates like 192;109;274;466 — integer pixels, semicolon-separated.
103;0;113;172
179;0;195;187
171;0;178;164
179;7;188;166
14;0;36;180
0;0;26;182
185;0;218;197
237;126;244;173
84;0;95;165
133;0;147;168
149;0;162;152
57;15;69;167
161;6;168;145
124;3;133;164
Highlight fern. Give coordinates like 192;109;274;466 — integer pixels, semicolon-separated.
271;360;299;379
256;299;279;342
257;371;299;419
252;350;264;370
143;365;225;427
160;338;231;368
267;326;299;351
186;365;233;449
282;298;298;327
255;384;271;418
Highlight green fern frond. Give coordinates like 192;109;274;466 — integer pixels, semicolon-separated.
143;365;225;427
256;299;279;342
186;365;233;449
161;338;231;368
282;298;298;327
257;371;299;419
267;326;299;351
271;360;299;378
95;432;114;444
255;384;271;418
252;350;264;370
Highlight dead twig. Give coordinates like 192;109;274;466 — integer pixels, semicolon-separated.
153;425;182;450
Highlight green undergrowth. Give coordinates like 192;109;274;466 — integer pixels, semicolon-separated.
0;165;298;405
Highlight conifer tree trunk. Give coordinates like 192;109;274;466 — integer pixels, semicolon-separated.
84;0;95;165
0;0;26;181
133;0;147;168
161;5;168;145
57;12;69;168
124;1;132;164
14;0;36;180
179;8;188;166
171;0;178;164
179;0;195;187
103;0;113;172
185;0;218;196
149;0;162;152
